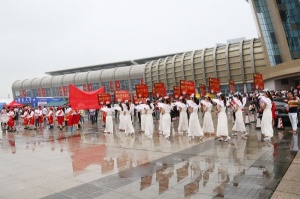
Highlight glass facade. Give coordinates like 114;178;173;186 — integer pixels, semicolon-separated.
92;83;99;90
52;87;59;96
120;80;129;90
102;82;110;93
276;0;300;59
254;0;282;66
131;79;141;90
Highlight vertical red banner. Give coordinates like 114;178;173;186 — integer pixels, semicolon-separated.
19;90;23;97
110;82;115;92
23;90;26;97
38;88;42;97
88;84;93;91
199;84;206;97
83;84;87;91
115;81;120;91
63;86;69;96
209;78;221;94
135;84;149;98
42;88;46;97
229;80;235;94
253;73;264;90
173;86;180;99
180;80;195;95
58;86;63;96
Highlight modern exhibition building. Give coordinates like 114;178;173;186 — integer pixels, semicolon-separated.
12;0;300;99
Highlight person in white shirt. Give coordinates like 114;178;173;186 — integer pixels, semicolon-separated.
42;106;48;126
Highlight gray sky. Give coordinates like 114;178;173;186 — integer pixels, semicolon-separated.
0;0;258;99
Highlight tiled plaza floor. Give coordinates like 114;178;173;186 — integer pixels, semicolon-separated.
0;113;298;199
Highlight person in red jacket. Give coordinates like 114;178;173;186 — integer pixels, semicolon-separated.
271;100;277;127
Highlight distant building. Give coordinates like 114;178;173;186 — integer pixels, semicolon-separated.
247;0;300;89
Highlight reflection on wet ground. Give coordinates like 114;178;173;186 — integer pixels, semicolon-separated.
0;114;299;199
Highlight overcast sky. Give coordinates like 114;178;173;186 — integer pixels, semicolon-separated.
0;0;258;99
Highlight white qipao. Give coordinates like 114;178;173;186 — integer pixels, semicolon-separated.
122;104;135;134
117;106;126;130
178;102;189;133
101;107;114;133
144;104;154;137
260;96;273;138
216;100;229;137
161;104;172;137
202;101;214;133
187;101;203;137
232;98;246;132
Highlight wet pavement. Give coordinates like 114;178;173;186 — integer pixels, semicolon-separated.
0;112;299;199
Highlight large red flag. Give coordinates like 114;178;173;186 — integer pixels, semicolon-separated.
69;84;105;109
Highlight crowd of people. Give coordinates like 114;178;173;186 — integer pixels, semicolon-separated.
1;87;299;143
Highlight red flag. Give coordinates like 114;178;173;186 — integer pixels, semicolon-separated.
69;84;105;109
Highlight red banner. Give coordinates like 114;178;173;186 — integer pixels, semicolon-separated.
88;84;93;91
209;78;220;94
19;90;23;97
69;84;105;109
83;84;87;91
229;80;235;94
132;93;147;104
114;90;130;102
153;82;166;98
38;88;42;97
180;80;195;95
58;86;63;96
110;82;114;92
115;81;120;91
98;93;111;105
136;84;148;98
173;86;180;99
23;90;26;97
253;73;264;90
42;88;46;97
199;84;206;97
63;86;69;96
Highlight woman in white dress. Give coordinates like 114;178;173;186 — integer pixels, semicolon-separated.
161;98;172;139
118;103;126;131
178;98;189;135
187;98;204;139
123;101;135;135
144;99;154;138
140;103;147;132
216;94;230;142
158;98;164;134
103;102;114;133
202;96;214;136
260;90;273;141
232;94;247;136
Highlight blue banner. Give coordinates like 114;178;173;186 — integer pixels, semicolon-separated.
15;97;63;107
